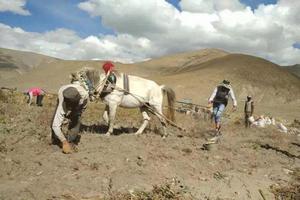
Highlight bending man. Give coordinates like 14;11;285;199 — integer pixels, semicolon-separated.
51;83;88;154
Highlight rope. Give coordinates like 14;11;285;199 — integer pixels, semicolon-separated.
175;100;208;109
95;81;207;112
93;87;207;114
84;71;193;131
112;85;185;131
95;73;109;94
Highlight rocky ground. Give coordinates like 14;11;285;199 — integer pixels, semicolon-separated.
0;90;299;200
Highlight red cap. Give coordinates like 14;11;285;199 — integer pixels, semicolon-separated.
102;61;114;74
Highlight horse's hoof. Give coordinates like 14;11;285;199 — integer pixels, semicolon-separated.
135;132;141;135
105;132;111;136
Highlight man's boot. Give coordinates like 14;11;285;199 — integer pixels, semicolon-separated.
62;140;72;154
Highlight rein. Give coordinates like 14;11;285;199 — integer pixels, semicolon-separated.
113;85;185;131
78;71;110;101
76;69;185;131
94;72;110;95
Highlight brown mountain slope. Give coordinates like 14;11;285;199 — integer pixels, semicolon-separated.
0;48;228;91
156;54;300;105
1;60;101;92
0;48;299;108
0;58;133;92
129;48;229;76
0;47;59;81
281;64;300;78
0;47;59;71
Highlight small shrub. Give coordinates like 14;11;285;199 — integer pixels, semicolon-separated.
271;184;300;200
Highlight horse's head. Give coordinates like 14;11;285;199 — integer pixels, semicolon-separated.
71;67;106;101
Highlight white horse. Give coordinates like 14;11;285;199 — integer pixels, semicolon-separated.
71;68;176;137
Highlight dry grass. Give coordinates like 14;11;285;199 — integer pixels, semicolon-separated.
271;184;300;200
270;162;300;200
1;87;300;200
102;182;194;200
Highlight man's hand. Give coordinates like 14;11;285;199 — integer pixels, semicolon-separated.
89;95;95;102
232;105;237;112
207;102;213;108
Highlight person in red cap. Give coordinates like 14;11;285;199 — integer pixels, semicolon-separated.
102;61;117;94
102;61;114;74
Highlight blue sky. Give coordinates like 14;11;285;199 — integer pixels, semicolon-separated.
0;0;113;37
240;0;277;9
167;0;278;11
0;0;299;65
0;0;278;37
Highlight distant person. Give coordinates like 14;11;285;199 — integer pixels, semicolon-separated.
25;87;45;106
244;95;254;128
208;80;237;135
51;83;89;154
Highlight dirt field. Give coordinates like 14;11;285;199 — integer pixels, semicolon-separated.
0;90;299;200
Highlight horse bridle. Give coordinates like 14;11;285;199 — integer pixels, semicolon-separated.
81;72;110;101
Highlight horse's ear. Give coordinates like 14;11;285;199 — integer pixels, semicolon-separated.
70;73;77;81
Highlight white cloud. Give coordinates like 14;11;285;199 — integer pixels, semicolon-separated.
78;0;179;36
76;0;300;65
0;0;300;65
0;0;30;15
179;0;245;13
0;23;154;63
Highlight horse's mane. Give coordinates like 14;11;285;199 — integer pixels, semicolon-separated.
71;67;122;80
111;69;121;77
70;67;123;92
70;67;102;90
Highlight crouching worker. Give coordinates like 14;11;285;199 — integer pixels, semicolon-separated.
25;87;45;106
51;84;88;154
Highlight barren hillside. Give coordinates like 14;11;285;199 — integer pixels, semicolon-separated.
282;64;300;78
0;48;59;82
159;54;300;104
129;48;229;76
0;48;299;117
0;48;59;71
0;88;299;200
0;48;300;200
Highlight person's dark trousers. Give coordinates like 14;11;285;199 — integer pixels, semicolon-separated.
36;95;44;106
50;99;61;146
245;112;251;128
67;109;81;144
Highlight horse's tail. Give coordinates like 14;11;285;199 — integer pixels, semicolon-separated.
161;85;176;122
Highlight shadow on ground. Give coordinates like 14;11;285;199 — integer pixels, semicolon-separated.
81;123;138;136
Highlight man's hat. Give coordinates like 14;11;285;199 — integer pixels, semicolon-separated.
63;87;80;102
220;79;231;89
222;80;230;85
